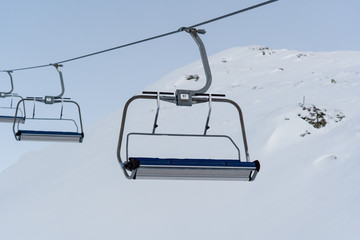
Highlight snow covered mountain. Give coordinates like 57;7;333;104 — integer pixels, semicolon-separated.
1;46;359;239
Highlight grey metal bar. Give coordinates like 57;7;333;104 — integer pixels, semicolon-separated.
117;95;149;179
32;97;36;119
3;71;14;95
175;29;212;106
188;29;212;94
152;92;160;134
60;98;64;119
204;94;212;135
0;71;14;96
52;64;65;99
214;98;250;162
126;132;241;162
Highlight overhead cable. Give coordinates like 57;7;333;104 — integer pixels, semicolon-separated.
0;0;279;72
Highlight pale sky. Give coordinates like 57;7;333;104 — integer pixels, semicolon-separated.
0;0;359;171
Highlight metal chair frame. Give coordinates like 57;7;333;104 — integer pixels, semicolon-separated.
117;92;259;181
12;65;84;142
116;28;259;181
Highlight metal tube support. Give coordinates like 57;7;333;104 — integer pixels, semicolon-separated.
152;92;160;134
175;28;212;106
1;71;14;96
60;98;64;119
117;95;152;179
214;98;251;162
53;64;65;99
32;97;36;119
10;95;14;108
13;99;22;140
6;71;14;94
204;94;212;135
188;28;212;94
13;98;28;140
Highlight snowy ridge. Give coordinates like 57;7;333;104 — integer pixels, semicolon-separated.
1;46;360;239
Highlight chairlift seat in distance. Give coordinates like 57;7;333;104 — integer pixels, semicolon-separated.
0;115;25;123
12;65;85;143
125;157;260;181
15;130;84;142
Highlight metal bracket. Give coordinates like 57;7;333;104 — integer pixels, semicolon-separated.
44;96;55;104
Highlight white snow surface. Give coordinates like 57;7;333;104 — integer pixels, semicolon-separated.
1;46;360;239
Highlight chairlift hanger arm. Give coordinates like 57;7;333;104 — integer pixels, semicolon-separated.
52;64;65;99
175;28;212;106
181;28;212;94
29;64;66;104
6;71;14;94
0;71;14;96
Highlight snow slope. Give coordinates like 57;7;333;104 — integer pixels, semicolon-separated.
1;46;360;240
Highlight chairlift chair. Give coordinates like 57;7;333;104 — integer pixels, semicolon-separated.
0;71;25;123
13;64;84;143
117;28;260;181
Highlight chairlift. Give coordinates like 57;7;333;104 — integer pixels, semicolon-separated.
0;71;25;123
13;64;84;142
117;28;260;181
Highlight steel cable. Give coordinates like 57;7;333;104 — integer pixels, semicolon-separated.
0;0;278;72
